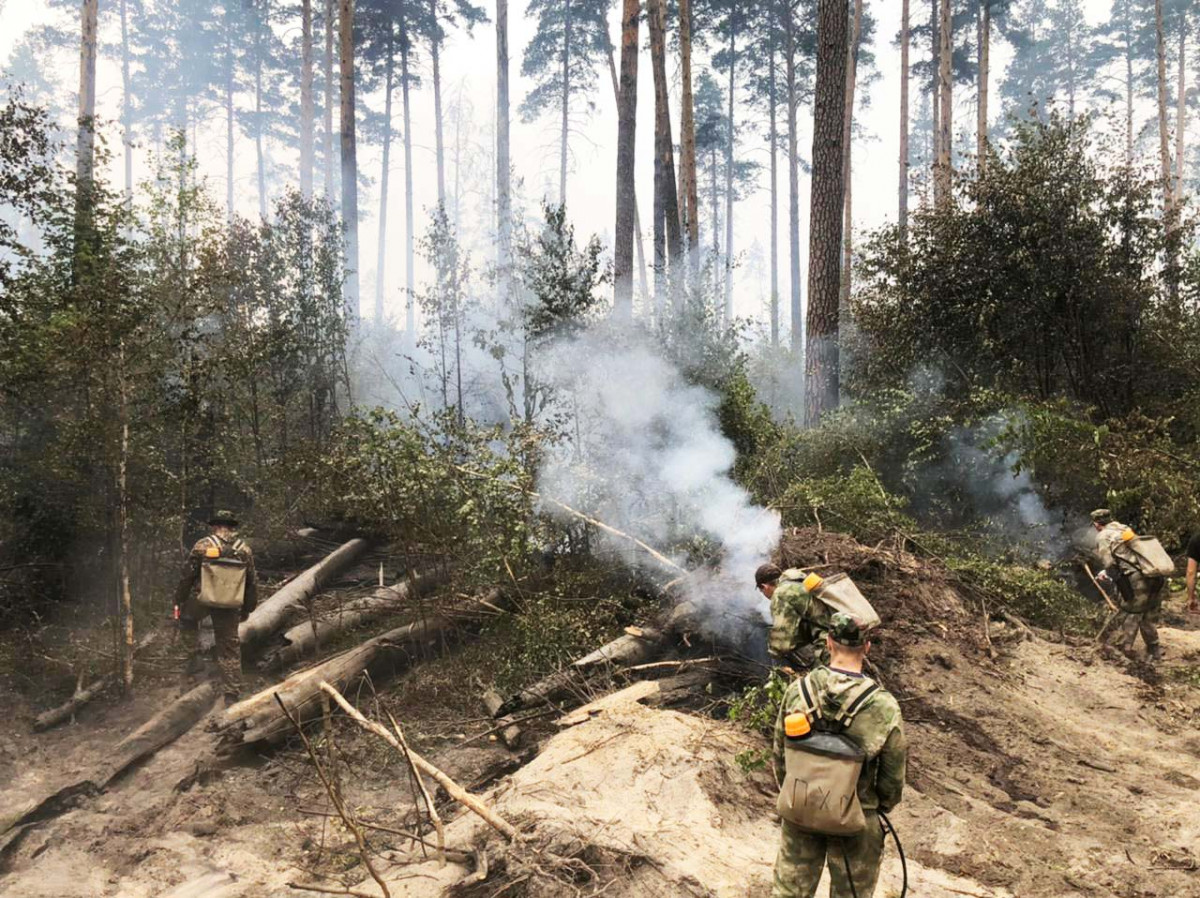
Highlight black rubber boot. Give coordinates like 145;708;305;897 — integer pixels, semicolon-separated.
223;692;240;708
1148;644;1164;663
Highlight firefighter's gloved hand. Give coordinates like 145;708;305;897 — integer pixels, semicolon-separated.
1096;570;1111;582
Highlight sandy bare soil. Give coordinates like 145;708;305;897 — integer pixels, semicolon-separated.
2;551;1199;897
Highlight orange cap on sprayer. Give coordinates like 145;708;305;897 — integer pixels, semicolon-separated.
784;712;811;738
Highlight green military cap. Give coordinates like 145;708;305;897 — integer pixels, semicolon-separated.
829;611;872;647
1089;508;1113;525
208;509;240;527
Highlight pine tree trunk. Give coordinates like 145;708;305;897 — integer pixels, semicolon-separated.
934;0;952;207
431;0;447;206
648;0;682;312
120;0;133;205
805;0;849;427
496;0;512;301
226;7;236;219
400;22;416;330
899;0;910;236
769;20;779;347
324;0;336;198
1068;15;1078;118
560;0;571;206
679;0;699;280
930;0;939;192
1123;2;1134;167
255;5;268;220
1174;22;1186;207
722;19;737;322
977;0;988;171
376;26;394;322
301;0;315;200
839;0;862;318
607;45;651;302
75;0;99;254
1155;0;1177;300
613;0;640;321
786;8;802;349
339;0;360;320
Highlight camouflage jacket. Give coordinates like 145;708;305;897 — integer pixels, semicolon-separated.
772;666;907;813
768;577;833;667
176;534;258;613
1094;521;1129;570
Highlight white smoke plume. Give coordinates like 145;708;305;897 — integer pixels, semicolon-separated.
534;327;782;638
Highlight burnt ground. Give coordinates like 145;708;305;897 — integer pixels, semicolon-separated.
1;531;1199;897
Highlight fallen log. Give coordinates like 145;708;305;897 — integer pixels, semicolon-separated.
496;625;667;716
259;570;450;672
33;628;163;732
224;591;510;746
1;682;216;866
239;537;372;654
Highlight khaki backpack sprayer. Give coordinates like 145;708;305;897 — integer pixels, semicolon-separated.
198;537;250;609
777;670;908;898
781;570;882;629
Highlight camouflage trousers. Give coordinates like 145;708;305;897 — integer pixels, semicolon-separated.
772;813;884;898
1116;608;1160;657
180;597;242;698
1113;574;1162;658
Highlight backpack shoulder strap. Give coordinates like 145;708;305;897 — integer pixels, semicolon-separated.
798;672;822;720
232;539;247;555
832;679;881;726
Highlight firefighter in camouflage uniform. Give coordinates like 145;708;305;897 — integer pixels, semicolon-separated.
176;510;257;706
771;613;907;898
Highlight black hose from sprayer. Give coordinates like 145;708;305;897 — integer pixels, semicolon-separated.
879;810;908;898
838;812;907;898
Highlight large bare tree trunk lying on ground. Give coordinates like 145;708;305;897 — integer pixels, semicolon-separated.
224;591;509;746
239;537;371;654
495;600;712;716
497;625;667;716
259;570;449;672
1;682;216;865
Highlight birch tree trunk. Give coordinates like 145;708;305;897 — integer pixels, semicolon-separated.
899;0;910;236
496;0;512;304
1123;1;1133;167
339;0;360;320
839;0;863;319
934;0;952;207
612;0;640;321
680;0;699;280
301;0;315;200
117;346;134;693
804;0;848;427
376;25;394;322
